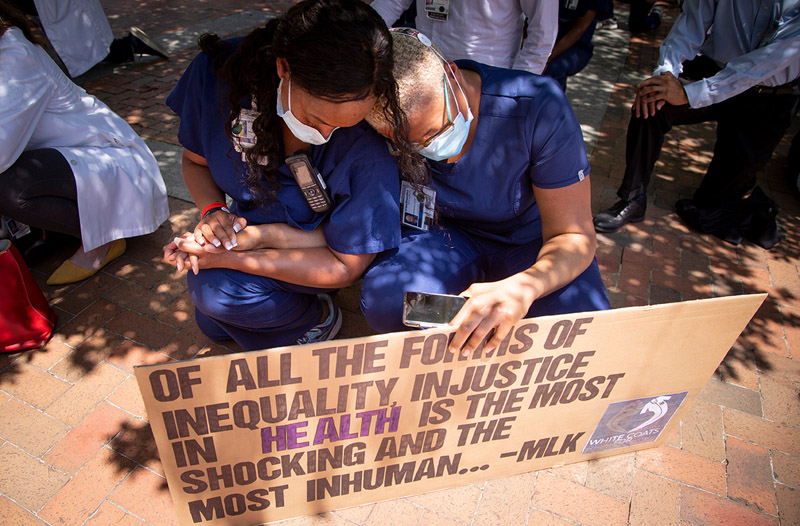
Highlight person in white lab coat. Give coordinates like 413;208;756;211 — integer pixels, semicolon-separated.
0;1;169;284
15;0;168;77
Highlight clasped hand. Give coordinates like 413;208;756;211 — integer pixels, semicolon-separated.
632;72;689;119
163;210;248;274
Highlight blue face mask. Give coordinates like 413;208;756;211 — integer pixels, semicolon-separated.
417;70;473;162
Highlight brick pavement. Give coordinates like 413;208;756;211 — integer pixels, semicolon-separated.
1;1;799;525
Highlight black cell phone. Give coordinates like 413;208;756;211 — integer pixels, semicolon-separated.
402;291;467;329
285;152;332;213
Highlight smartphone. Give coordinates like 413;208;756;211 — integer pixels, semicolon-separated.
285;152;332;213
402;291;467;329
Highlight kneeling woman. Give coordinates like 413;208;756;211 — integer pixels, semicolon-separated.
0;1;168;285
164;0;412;351
362;28;610;355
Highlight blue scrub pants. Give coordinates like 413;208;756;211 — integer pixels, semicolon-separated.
360;225;610;333
187;268;329;351
543;45;593;92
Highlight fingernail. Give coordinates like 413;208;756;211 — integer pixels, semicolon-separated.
212;238;221;247
485;347;494;354
231;240;238;248
462;349;470;357
174;237;182;245
233;223;243;233
224;241;233;250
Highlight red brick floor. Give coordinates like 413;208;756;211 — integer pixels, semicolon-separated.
1;1;799;525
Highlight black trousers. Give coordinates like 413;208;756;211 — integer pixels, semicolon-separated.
0;149;82;238
618;57;800;208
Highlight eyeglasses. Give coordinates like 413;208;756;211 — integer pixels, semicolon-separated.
412;73;455;149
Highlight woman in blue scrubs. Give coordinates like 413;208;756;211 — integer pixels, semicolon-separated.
362;28;610;356
163;0;413;351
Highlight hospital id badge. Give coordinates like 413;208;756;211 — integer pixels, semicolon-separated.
425;0;450;21
2;217;30;239
232;108;259;160
400;181;435;231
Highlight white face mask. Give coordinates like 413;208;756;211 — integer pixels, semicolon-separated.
276;77;338;145
417;66;473;161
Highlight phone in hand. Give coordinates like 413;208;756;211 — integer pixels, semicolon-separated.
402;291;467;328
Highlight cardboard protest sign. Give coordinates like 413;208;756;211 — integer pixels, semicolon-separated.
134;294;765;526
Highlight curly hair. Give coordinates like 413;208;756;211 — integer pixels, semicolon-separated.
198;0;420;204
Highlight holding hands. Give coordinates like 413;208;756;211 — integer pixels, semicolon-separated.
193;206;247;250
164;210;251;275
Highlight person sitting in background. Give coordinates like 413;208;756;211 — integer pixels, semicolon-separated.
0;0;169;285
361;28;609;357
543;0;611;91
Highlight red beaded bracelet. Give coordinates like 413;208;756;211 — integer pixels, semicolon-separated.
200;202;228;219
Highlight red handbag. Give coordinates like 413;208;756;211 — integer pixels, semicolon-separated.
0;238;57;352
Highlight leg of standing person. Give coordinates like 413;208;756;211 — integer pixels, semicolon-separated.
597;0;618;30
628;0;661;32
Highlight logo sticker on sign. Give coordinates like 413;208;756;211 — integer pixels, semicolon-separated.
582;392;688;454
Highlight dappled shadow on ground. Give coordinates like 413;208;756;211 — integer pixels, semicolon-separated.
100;0;295;37
109;419;170;490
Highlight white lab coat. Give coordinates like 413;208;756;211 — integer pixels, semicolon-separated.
0;28;169;251
33;0;113;77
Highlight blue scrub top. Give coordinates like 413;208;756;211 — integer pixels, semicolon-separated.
428;60;590;245
166;45;401;256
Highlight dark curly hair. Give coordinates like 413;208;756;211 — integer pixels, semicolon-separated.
198;0;422;204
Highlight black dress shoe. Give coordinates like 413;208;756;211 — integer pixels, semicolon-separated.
129;27;170;59
593;195;647;233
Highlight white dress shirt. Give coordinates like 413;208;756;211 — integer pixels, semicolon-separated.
654;0;800;108
370;0;557;74
0;28;168;251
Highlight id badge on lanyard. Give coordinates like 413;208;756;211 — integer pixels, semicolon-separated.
232;97;267;164
426;0;450;21
400;181;435;231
